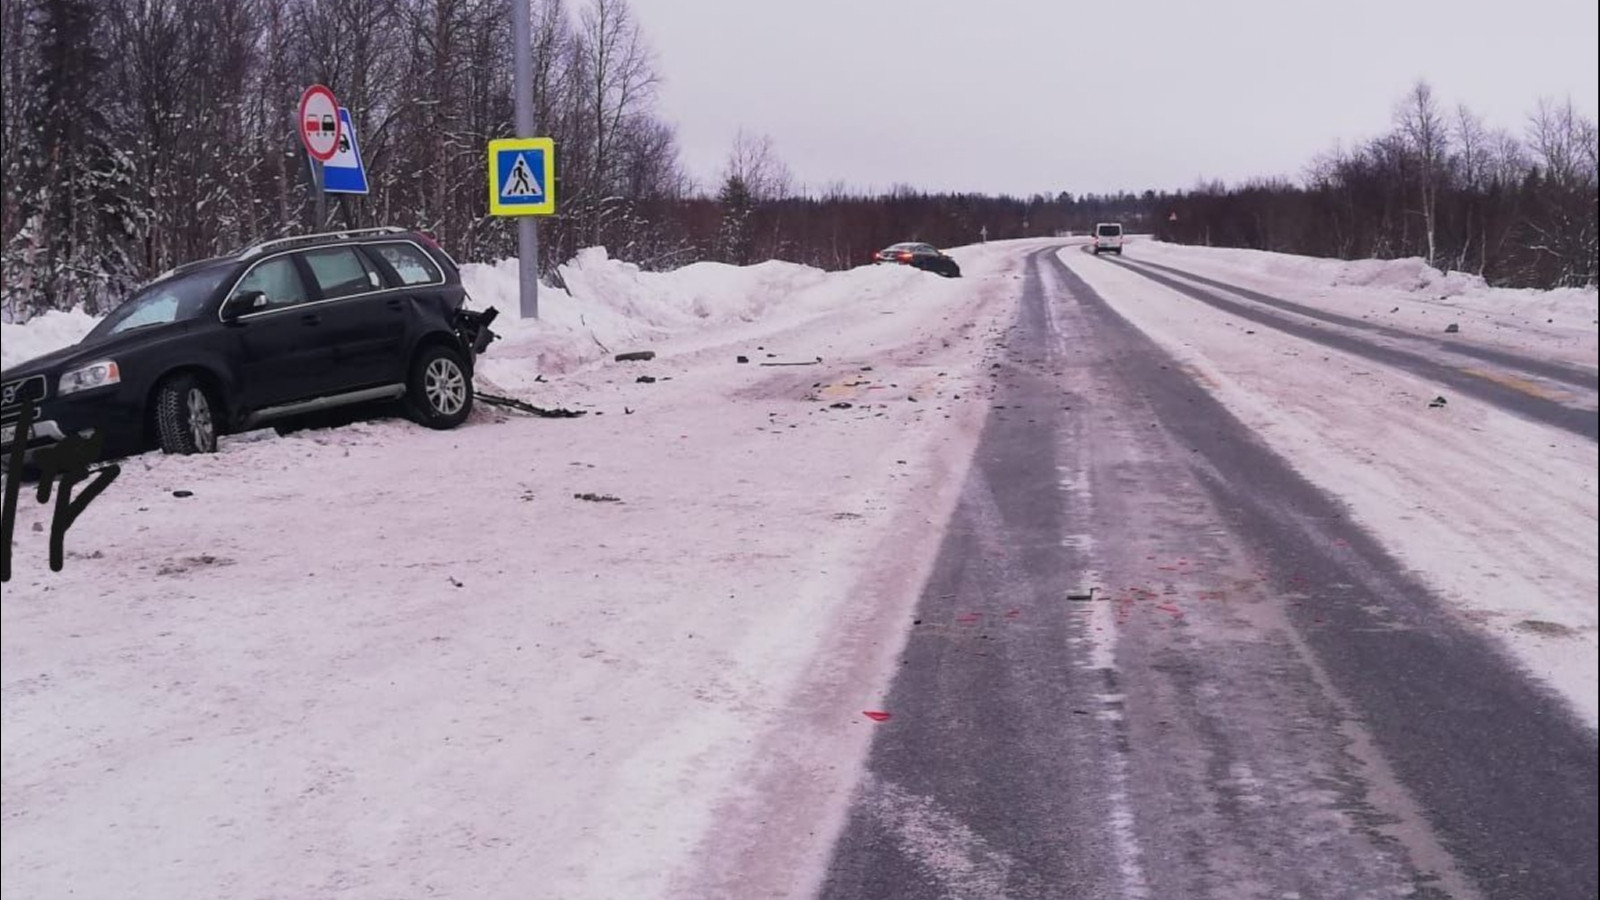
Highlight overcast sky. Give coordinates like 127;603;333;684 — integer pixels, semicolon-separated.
625;0;1600;197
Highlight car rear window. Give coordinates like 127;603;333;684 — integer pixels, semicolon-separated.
1097;225;1122;237
367;241;443;287
302;247;382;299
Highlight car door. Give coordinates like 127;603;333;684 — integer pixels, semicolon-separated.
363;240;454;382
298;245;402;392
224;255;329;410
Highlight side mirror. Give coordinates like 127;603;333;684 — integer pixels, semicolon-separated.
221;290;268;322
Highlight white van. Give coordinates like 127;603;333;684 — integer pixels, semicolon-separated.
1092;223;1124;255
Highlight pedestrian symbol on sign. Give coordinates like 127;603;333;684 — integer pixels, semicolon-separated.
502;154;542;199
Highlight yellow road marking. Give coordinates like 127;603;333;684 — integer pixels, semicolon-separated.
1459;367;1559;401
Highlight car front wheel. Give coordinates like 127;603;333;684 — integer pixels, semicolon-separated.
408;343;473;429
154;374;219;454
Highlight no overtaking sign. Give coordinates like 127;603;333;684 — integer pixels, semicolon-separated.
299;84;342;162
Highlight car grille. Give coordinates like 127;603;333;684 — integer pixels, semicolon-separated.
1;374;47;421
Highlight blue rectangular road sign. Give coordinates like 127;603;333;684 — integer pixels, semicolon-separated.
322;107;368;195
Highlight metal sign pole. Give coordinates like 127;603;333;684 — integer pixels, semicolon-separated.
512;0;539;319
313;158;326;229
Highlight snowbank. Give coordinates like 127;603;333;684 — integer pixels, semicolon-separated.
0;307;98;370
461;247;834;386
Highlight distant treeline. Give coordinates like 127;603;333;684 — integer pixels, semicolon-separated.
2;0;1593;322
1155;86;1598;291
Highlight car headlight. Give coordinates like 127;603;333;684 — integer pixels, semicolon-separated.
59;360;121;396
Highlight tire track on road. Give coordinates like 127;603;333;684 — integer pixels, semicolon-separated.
1094;251;1599;440
1121;254;1598;392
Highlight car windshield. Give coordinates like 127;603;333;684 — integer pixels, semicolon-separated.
88;267;230;339
1097;225;1122;236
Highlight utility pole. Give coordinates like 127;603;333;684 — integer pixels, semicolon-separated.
513;0;539;318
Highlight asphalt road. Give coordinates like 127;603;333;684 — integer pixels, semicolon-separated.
817;246;1598;900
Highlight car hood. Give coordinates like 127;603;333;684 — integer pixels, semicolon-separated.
2;321;190;380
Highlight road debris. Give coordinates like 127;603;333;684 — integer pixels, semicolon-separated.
614;351;656;362
573;492;622;503
478;392;587;418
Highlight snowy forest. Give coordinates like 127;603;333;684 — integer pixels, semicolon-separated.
1;0;1596;322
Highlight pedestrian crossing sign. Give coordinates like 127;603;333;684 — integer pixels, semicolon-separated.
488;137;556;216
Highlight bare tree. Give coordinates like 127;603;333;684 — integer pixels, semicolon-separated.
722;130;792;202
578;0;657;195
1396;80;1448;267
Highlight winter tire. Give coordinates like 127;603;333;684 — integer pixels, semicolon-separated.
408;343;473;429
155;374;219;455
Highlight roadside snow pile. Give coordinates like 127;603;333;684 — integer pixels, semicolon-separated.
462;247;831;382
467;247;923;391
0;307;98;369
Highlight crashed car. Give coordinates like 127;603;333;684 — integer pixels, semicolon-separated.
872;242;962;278
1;227;498;463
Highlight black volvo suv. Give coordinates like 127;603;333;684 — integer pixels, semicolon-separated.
2;227;498;463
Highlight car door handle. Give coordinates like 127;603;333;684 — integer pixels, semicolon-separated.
300;313;321;326
385;298;404;311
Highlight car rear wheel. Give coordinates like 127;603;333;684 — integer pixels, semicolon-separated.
154;374;219;455
407;343;473;429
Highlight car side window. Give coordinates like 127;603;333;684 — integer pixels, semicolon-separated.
302;247;382;299
230;257;308;311
368;242;442;287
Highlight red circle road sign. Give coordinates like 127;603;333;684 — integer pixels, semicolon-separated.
298;84;342;162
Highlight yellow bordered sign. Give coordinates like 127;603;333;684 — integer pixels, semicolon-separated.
488;137;556;216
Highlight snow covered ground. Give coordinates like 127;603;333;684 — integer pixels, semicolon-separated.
1;241;1037;900
1061;242;1600;726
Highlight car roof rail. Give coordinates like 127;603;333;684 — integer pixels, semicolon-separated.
234;226;411;260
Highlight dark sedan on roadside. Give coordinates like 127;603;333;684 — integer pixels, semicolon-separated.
872;242;961;278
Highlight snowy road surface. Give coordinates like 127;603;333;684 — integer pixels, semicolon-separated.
816;248;1597;900
3;240;1596;900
